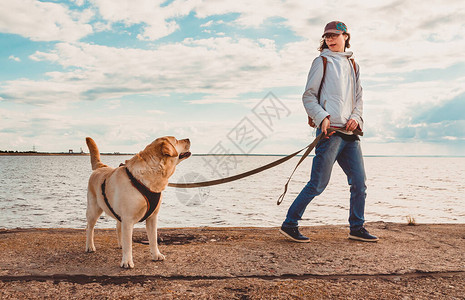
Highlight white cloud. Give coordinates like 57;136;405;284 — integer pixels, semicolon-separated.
29;51;60;63
196;0;465;74
72;0;85;6
443;136;458;141
147;110;166;114
8;55;20;62
106;100;121;109
137;20;179;41
91;0;195;40
193;0;291;27
88;0;319;40
4;37;303;105
0;0;93;42
4;0;465;123
92;21;112;32
200;20;214;28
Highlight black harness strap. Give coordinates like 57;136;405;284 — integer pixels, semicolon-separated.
100;167;161;223
101;180;122;222
125;167;161;223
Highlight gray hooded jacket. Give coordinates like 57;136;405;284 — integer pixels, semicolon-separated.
302;49;363;131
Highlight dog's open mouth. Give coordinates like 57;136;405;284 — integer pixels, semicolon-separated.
179;152;191;159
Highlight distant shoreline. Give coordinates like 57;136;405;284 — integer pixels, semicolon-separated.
0;152;132;156
1;152;464;158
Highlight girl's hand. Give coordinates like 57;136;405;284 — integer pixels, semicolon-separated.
345;119;358;131
308;116;316;128
321;117;331;136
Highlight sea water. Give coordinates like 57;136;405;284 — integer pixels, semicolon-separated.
0;155;464;229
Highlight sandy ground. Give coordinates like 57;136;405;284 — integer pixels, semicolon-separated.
0;222;464;299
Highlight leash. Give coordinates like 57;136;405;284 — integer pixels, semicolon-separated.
168;128;363;205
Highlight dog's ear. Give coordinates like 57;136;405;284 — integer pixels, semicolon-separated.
161;140;178;157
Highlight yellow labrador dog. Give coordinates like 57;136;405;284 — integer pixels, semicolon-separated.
85;136;191;268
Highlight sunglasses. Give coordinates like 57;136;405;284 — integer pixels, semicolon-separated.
324;33;341;40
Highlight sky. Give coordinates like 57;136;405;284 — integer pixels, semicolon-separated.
1;0;464;156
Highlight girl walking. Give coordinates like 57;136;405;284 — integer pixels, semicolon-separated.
279;21;378;243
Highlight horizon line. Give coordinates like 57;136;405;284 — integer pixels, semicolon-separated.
1;151;464;158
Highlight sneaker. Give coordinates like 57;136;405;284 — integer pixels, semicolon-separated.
279;226;310;243
349;227;379;242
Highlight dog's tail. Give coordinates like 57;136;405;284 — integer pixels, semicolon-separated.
86;137;108;170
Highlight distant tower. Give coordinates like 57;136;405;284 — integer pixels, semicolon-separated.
32;145;37;152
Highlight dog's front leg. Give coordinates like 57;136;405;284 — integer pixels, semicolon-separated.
146;214;165;261
116;221;122;249
120;221;135;268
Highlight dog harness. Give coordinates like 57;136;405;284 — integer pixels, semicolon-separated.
101;167;161;223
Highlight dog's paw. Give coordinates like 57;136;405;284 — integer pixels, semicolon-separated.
120;259;135;269
85;245;96;253
152;252;165;261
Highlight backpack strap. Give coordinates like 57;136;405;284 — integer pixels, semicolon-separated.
308;56;327;126
317;56;327;104
350;58;357;74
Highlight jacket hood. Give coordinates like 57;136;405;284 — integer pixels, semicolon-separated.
321;49;353;59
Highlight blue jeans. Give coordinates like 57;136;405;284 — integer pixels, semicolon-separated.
282;130;367;230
